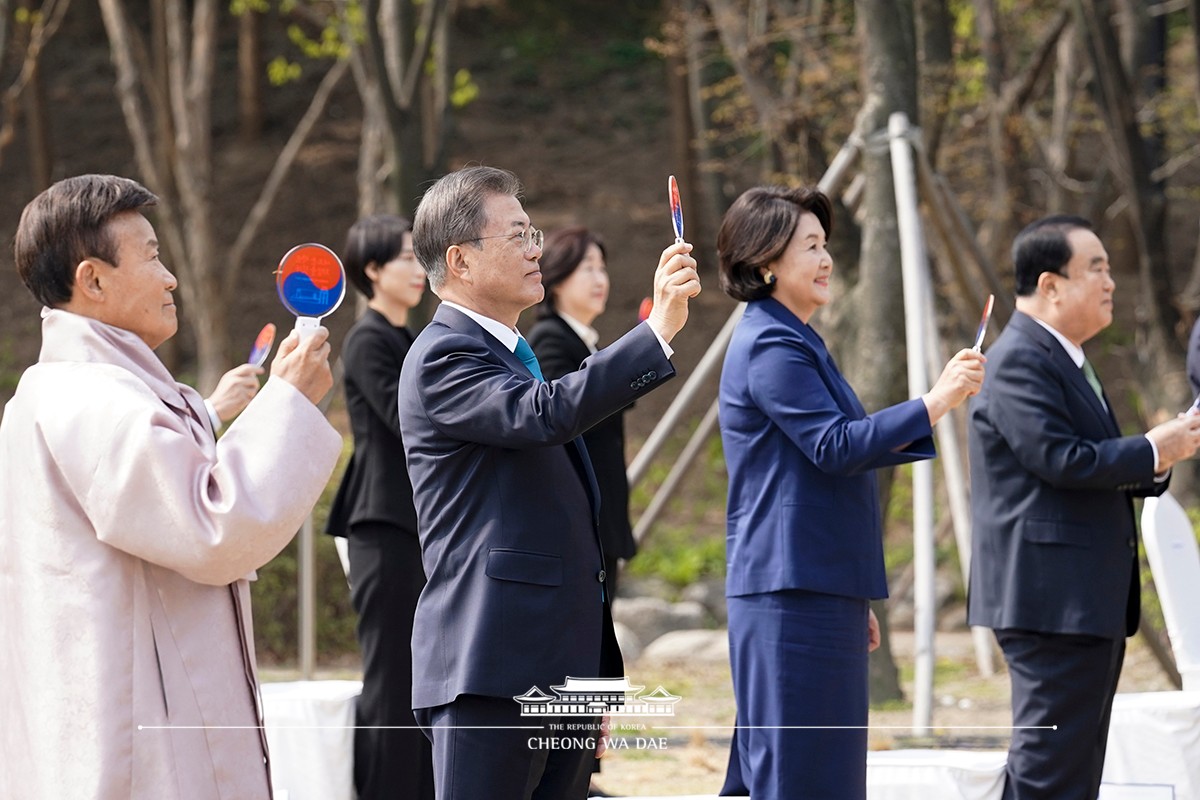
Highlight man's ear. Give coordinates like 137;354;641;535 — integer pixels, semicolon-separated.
364;261;379;283
72;258;105;302
445;244;471;284
1036;271;1058;300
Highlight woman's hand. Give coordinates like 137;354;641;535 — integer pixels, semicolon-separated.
922;348;986;425
867;608;881;653
206;363;265;422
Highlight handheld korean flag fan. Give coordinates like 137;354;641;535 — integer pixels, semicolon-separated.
972;294;995;352
248;323;276;367
669;175;685;244
275;243;345;339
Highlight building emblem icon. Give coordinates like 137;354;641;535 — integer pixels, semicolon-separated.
513;677;681;717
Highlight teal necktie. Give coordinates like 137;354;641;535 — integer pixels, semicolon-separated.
514;337;544;381
1081;358;1105;406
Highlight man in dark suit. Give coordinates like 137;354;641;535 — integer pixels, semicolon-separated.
968;215;1200;799
398;166;700;800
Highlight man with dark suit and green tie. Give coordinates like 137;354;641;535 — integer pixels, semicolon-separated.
968;215;1200;799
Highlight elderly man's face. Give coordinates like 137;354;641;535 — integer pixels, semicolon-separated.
94;211;178;349
455;193;544;325
1046;227;1115;346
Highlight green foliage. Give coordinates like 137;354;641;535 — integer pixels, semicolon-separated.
267;56;303;87
229;0;270;15
626;524;726;588
627;425;728;589
450;69;480;108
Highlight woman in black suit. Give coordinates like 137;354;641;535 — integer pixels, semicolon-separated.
326;214;434;800
528;226;637;601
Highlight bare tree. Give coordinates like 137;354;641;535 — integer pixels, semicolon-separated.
1074;0;1185;414
98;0;349;390
0;0;70;184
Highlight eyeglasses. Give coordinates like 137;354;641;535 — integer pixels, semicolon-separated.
460;226;544;255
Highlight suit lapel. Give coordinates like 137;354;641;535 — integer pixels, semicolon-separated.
1010;312;1121;437
436;304;603;516
759;299;867;421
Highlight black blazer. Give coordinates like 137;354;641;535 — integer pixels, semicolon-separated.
327;308;418;538
967;311;1166;639
528;314;637;561
399;304;673;709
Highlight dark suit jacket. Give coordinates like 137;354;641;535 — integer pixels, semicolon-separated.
527;314;636;562
398;304;674;709
326;308;418;538
719;298;936;600
967;311;1166;640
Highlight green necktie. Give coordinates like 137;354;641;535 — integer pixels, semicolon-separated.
513;337;544;381
1081;358;1105;405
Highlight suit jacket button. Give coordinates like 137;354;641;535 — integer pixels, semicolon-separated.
647;371;657;380
598;569;607;582
1128;538;1136;548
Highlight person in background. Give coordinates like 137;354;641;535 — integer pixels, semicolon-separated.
968;215;1200;800
399;165;700;800
527;226;636;799
0;173;340;799
528;226;636;598
715;185;985;800
325;214;434;800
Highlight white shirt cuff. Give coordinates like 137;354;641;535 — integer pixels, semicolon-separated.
647;322;673;360
204;399;223;433
1144;434;1168;481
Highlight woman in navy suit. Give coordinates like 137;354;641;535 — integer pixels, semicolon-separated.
325;214;434;800
716;187;985;799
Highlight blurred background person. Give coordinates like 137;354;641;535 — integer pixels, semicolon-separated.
325;213;434;800
0;173;340;799
527;226;636;798
715;186;984;800
528;226;637;598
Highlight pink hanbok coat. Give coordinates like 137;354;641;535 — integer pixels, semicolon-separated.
0;309;342;799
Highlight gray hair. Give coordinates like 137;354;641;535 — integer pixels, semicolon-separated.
413;166;524;290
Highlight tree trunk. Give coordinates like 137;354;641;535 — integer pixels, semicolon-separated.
915;0;954;165
839;0;921;705
237;6;263;143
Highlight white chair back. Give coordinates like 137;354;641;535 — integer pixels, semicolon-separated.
1141;491;1200;690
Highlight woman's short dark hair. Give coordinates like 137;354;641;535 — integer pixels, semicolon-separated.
535;226;607;319
1012;215;1093;297
14;174;158;308
717;186;833;302
342;214;414;300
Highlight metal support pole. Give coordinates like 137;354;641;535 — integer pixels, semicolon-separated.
633;399;721;545
890;111;935;735
921;285;996;678
299;514;316;680
626;304;744;488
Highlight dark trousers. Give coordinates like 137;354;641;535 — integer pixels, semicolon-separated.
996;629;1126;800
347;523;435;800
721;590;871;800
415;694;599;800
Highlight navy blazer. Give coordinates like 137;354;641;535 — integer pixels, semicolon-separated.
967;311;1165;639
398;304;674;709
326;308;418;537
528;314;637;562
719;298;935;601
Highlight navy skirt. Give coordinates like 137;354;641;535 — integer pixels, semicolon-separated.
720;589;870;800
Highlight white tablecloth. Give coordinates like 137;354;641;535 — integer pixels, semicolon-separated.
1102;690;1200;798
256;683;1200;800
261;679;361;800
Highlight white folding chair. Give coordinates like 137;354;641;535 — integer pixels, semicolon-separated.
1140;491;1200;690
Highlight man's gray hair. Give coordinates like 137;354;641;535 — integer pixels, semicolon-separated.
413;166;524;290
